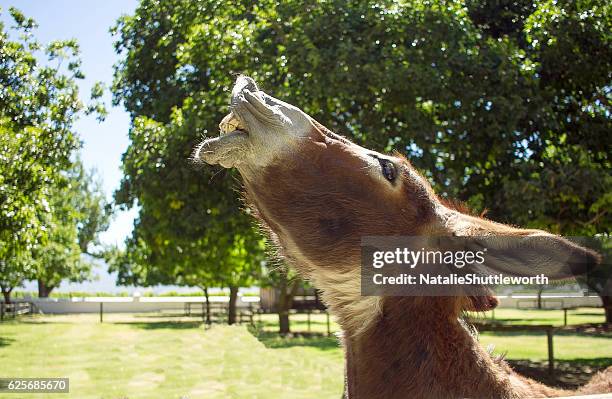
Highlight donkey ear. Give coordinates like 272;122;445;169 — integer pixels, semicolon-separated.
445;212;601;279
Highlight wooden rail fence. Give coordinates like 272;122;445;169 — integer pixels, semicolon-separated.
472;323;558;375
0;302;34;321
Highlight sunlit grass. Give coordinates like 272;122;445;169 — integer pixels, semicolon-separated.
469;307;606;326
0;314;343;399
479;332;611;361
0;309;608;398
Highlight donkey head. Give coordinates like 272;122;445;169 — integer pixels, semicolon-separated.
195;76;599;332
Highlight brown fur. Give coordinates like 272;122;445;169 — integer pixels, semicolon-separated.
237;122;609;398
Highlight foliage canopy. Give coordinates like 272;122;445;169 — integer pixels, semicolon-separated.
0;7;108;300
111;0;610;292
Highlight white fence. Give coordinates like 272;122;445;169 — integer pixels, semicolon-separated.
15;295;260;314
12;294;601;314
497;294;601;309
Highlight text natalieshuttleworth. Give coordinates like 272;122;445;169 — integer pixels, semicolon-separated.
372;273;548;286
360;236;598;296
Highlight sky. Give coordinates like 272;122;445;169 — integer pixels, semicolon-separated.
0;0;157;293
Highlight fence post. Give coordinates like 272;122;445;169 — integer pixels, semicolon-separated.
99;302;103;323
0;304;3;321
563;308;567;326
547;328;554;375
326;312;331;336
307;310;311;332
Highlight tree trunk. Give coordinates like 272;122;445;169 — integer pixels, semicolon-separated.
537;285;545;309
203;287;211;324
38;280;54;298
279;310;290;335
1;286;13;304
228;285;238;325
278;272;290;335
602;295;612;324
278;272;301;335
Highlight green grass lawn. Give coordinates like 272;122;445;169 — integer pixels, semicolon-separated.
471;307;611;362
478;332;611;363
0;309;609;399
469;307;606;326
0;314;343;399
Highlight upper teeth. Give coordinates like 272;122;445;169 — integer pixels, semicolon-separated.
219;112;246;136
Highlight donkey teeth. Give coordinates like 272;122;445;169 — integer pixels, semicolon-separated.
219;112;247;136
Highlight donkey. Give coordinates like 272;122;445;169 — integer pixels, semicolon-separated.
195;76;611;398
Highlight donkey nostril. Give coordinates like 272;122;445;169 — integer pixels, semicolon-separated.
244;77;259;92
236;75;259;94
263;93;275;106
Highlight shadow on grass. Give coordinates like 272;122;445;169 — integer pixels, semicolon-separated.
571;312;605;316
3;316;72;326
471;318;558;324
249;327;340;351
508;358;612;390
479;331;552;337
471;315;605;325
131;313;213;319
555;327;611;338
0;336;15;347
115;321;203;330
257;319;330;328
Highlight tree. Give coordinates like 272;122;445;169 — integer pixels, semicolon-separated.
275;270;301;335
259;263;303;334
34;162;110;298
0;253;34;304
0;7;106;302
107;106;265;323
111;1;268;322
112;0;609;314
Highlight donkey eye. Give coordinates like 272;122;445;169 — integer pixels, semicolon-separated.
379;159;397;182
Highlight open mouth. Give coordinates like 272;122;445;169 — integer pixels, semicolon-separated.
194;110;250;168
219;112;249;137
196;75;292;167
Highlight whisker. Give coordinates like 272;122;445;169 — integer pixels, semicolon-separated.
208;168;225;183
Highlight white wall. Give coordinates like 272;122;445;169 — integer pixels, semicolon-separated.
497;295;601;309
15;294;602;314
16;296;259;314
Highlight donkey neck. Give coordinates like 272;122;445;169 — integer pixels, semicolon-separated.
342;297;522;399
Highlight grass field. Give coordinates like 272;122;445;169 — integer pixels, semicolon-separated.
0;308;609;399
0;314;343;399
469;307;607;326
